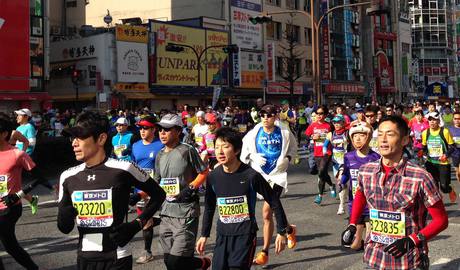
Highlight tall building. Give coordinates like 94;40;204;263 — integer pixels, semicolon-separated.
409;0;456;99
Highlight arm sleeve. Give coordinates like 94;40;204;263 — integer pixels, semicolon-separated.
201;178;216;237
134;177;166;222
57;182;75;234
410;200;448;246
22;166;48;194
254;174;289;233
349;189;366;225
341;157;351;185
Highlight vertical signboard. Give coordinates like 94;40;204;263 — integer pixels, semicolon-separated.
232;49;241;87
205;30;229;86
320;0;330;80
230;0;263;50
116;25;149;83
241;51;265;88
0;1;30;91
266;42;275;82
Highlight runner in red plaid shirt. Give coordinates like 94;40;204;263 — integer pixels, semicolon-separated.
341;116;448;270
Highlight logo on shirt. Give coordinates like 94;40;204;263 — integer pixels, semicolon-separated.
87;174;96;181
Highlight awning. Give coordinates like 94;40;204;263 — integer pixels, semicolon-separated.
121;92;156;100
0;92;51;101
50;93;96;101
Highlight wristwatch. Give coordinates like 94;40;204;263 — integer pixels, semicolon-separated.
416;232;426;243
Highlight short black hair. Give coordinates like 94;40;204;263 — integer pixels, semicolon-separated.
365;105;379;114
379;115;409;136
316;105;328;114
453;111;460;117
0;113;14;141
75;111;110;141
214;127;243;157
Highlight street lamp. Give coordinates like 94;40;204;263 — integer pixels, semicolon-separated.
165;43;238;87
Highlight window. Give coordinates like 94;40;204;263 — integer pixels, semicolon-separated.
305;59;313;76
286;24;300;42
30;0;42;16
304;0;311;12
66;0;77;7
286;0;299;9
304;27;312;45
276;56;284;75
266;21;282;40
266;0;281;6
295;59;302;77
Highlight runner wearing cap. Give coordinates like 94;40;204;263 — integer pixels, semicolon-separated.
365;105;380;153
279;100;296;134
323;115;349;215
111;117;137;161
58;111;166;269
14;108;39;215
0;113;49;270
240;104;297;266
191;111;208;150
341;115;449;270
421;111;457;203
200;113;218;170
130;115;163;264
153;113;211;270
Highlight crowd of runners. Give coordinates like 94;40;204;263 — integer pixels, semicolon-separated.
0;98;458;269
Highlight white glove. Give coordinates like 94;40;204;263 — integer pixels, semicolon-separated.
250;153;267;167
276;157;290;173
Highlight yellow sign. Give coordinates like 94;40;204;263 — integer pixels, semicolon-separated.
151;22;229;87
116;25;148;43
114;83;149;92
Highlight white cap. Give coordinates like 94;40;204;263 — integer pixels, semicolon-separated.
115;117;129;125
349;123;372;137
426;111;440;120
15;108;32;117
196;111;205;118
158;113;183;128
355;103;361;108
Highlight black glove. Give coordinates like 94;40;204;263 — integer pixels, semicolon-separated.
384;237;416;258
175;186;195;202
0;193;21;207
121;149;130;156
57;205;79;234
129;193;141;206
110;220;142;247
341;224;357;247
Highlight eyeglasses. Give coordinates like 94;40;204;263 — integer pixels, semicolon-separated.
386;109;393;112
365;114;375;118
138;126;153;130
260;113;275;118
158;127;173;132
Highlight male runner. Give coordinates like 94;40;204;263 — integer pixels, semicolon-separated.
15;108;39;214
111;117;137;161
421;111;457;203
57;111;166;269
131;116;164;264
240;104;297;266
153;114;211;270
365;105;380;153
196;127;290;270
190;111;208;150
279;99;296;133
342;116;449;270
0;114;48;270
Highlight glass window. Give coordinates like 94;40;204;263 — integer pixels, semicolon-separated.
31;17;43;36
30;0;42;16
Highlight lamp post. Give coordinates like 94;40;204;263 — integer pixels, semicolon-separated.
165;43;238;87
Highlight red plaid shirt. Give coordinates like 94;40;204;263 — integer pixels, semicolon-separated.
357;157;442;270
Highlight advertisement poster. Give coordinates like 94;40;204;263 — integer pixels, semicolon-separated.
320;0;330;80
205;30;229;86
116;41;148;83
230;0;263;50
0;1;30;91
240;51;265;88
266;42;275;82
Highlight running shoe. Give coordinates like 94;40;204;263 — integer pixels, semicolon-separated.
449;188;457;203
135;251;154;264
287;225;297;249
330;188;337;198
314;195;322;205
30;195;39;215
253;251;268;265
337;205;345;215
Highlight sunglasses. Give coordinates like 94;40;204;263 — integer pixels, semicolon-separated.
316;111;325;115
138;126;153;130
260;113;275;118
158;127;173;132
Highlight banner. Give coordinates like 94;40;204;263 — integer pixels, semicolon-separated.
116;41;148;83
230;0;263;50
150;21;229;87
0;1;30;91
116;25;148;43
240;51;265;88
267;82;303;94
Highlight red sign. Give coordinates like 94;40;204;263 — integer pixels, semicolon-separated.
432;67;440;75
267;82;303;95
0;1;30;91
424;67;432;75
440;67;448;74
377;53;394;88
325;83;365;94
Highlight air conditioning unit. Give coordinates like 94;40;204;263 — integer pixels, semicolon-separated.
51;26;61;35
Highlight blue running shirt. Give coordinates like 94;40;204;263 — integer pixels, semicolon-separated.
255;126;282;175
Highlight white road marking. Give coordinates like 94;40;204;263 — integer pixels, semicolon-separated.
0;235;78;257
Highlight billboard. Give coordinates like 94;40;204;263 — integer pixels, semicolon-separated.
0;1;30;91
116;25;148;43
230;0;263;50
116;41;148;83
240;51;265;88
150;21;229;87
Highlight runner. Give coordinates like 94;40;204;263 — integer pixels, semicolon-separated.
409;109;429;165
111;117;137;161
449;111;460;184
0;114;48;270
240;104;297;266
341;115;449;270
200;113;218;170
153;113;211;270
190;111;208;150
57;111;166;270
365;105;380;153
14;108;39;215
340;122;380;250
323;115;349;215
196;127;291;270
305;105;335;205
421;111;457;203
279;99;296;134
131;116;164;264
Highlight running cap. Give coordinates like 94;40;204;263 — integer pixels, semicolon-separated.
157;113;183;128
196;111;205;118
349;122;372;137
332;115;345;123
137;116;157;128
115;117;128;125
205;113;217;124
260;104;277;114
15;108;32;117
281;99;289;105
426;111;440;120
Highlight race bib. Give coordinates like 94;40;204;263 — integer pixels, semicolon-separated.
217;195;250;224
238;124;248;133
0;175;8;210
414;131;422;141
427;142;442;158
369;209;406;245
332;150;345;164
453;136;460;147
160;178;180;198
205;138;214;150
72;189;113;228
351;179;358;197
369;138;378;149
114;144;127;157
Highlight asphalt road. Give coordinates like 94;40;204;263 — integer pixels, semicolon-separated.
1;161;459;270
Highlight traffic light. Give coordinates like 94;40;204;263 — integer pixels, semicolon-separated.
165;43;185;52
249;16;272;25
71;70;82;85
222;44;239;54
